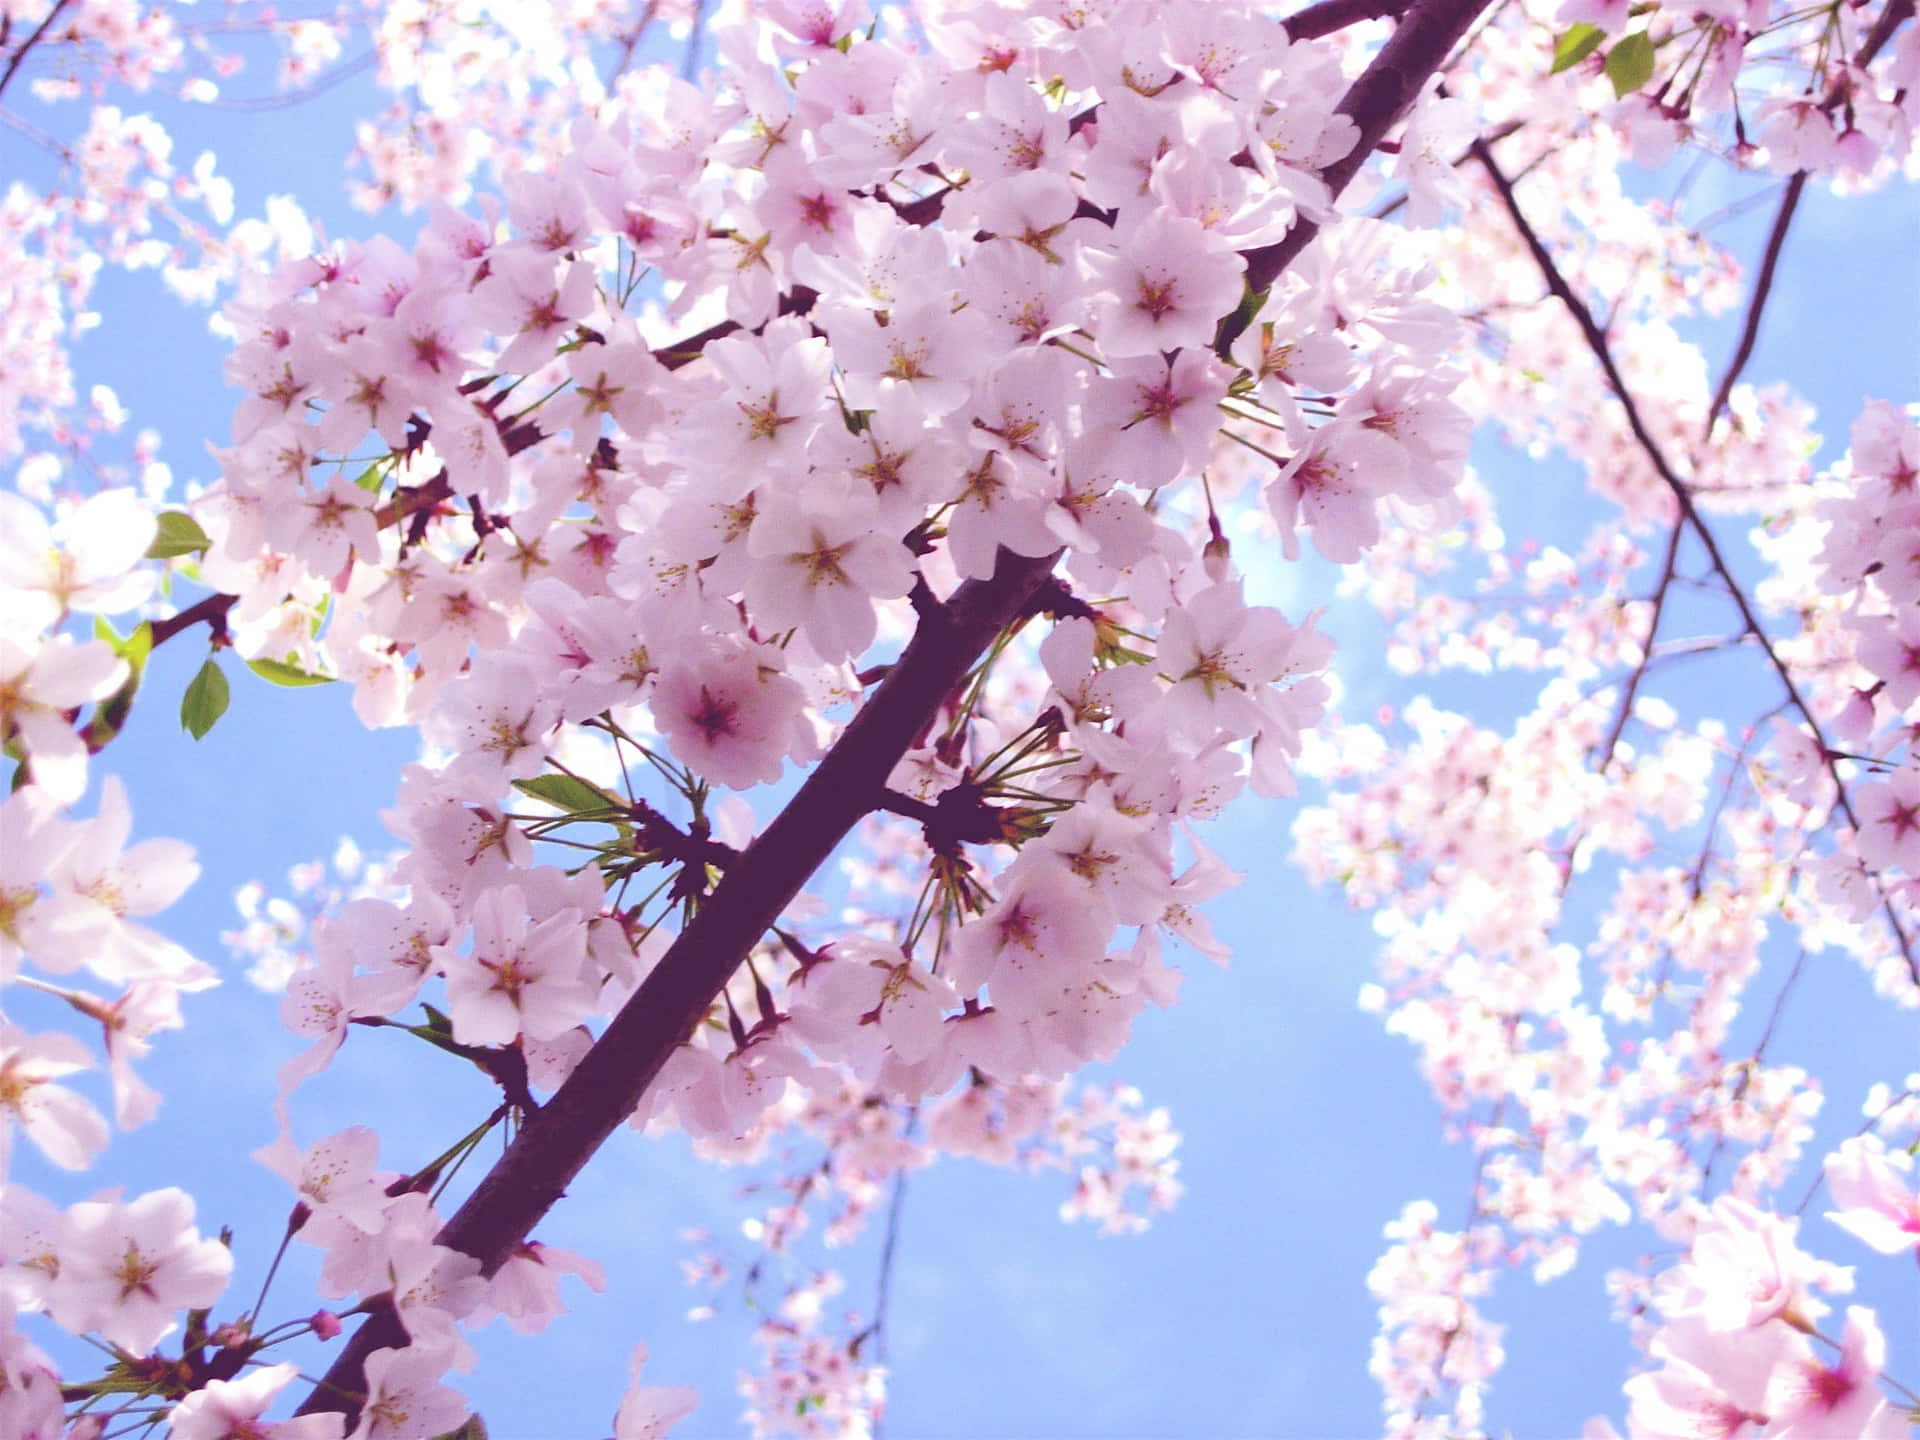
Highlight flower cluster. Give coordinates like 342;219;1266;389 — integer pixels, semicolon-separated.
4;0;1915;1434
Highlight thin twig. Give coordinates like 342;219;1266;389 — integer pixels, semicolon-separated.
1471;135;1919;985
1595;520;1684;770
202;49;380;112
0;0;72;102
679;0;708;81
868;1160;910;1372
1702;0;1918;437
1701;173;1804;440
1698;949;1807;1192
149;593;237;649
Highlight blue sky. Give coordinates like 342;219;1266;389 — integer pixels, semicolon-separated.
7;23;1920;1440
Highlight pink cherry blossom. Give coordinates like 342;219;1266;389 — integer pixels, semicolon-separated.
613;1343;699;1439
167;1362;346;1440
0;1026;109;1172
1824;1135;1920;1255
58;1188;232;1354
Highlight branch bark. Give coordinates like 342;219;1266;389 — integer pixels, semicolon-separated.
300;545;1063;1416
1281;0;1415;41
300;0;1499;1416
1237;0;1493;308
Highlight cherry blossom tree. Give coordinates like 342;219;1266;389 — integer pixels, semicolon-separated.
1;0;1917;1437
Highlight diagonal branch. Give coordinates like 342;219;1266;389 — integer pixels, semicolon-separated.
1236;0;1495;308
1594;518;1684;771
1282;0;1416;41
299;545;1064;1417
0;0;71;102
301;0;1501;1417
1700;172;1803;440
1470;134;1919;985
1702;0;1914;438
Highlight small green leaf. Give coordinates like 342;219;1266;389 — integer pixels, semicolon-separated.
82;622;153;752
513;773;624;814
1551;23;1606;73
94;617;154;669
433;1418;488;1440
180;658;230;740
147;511;212;560
352;463;385;494
245;656;334;687
1605;30;1657;97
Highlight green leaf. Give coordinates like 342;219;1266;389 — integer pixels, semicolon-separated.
245;656;334;687
352;463;385;494
434;1418;489;1440
147;511;211;560
512;773;624;814
94;617;154;669
1605;30;1656;97
1551;23;1606;73
180;658;229;740
82;622;153;753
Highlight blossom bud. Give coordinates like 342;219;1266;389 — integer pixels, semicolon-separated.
1203;532;1231;582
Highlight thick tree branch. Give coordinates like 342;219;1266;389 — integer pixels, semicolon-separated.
1855;0;1916;71
653;285;819;371
1225;0;1493;347
1281;0;1414;41
299;545;1063;1418
302;0;1502;1415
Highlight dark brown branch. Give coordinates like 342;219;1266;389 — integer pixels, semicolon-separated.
1701;173;1803;440
0;0;72;102
1595;519;1684;771
652;285;819;371
1281;0;1415;41
299;0;1505;1415
1471;134;1920;985
1233;0;1496;328
298;545;1064;1421
877;788;940;826
1854;0;1916;73
1704;0;1916;438
149;593;236;649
